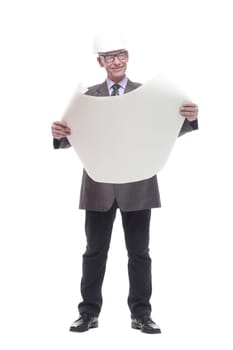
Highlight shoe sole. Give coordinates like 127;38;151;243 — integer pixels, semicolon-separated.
69;321;98;332
131;323;161;334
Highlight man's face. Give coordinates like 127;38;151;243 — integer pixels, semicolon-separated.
97;49;129;83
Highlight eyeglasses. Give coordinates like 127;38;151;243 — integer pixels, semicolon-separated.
99;50;128;63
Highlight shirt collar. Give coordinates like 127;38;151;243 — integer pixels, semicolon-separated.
106;76;128;91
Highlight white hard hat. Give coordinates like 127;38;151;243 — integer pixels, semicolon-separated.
93;32;127;54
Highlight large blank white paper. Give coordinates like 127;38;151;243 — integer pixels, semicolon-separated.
62;74;189;183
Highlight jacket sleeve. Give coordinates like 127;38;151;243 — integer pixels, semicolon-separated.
53;137;71;149
178;118;198;137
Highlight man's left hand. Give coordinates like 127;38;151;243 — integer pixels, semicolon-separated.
179;102;199;121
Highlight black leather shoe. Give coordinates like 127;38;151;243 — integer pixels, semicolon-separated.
69;313;98;332
131;315;161;334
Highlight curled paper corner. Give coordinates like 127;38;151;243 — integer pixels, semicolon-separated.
76;83;88;94
61;83;88;123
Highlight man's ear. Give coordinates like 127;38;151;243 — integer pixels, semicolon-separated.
97;56;104;67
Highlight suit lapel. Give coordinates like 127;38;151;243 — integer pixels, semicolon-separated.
94;78;139;96
95;81;109;96
125;79;139;93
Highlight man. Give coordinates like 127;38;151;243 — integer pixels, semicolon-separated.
51;33;199;334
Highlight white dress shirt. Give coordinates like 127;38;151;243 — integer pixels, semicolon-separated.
106;76;128;95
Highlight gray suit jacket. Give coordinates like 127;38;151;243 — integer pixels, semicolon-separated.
54;79;198;211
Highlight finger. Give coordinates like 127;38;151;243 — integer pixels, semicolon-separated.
182;102;198;107
180;106;198;112
180;111;197;116
180;106;198;111
52;124;71;132
52;126;68;132
52;127;71;136
53;131;70;138
53;121;68;127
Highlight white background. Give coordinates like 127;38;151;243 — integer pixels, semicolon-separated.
0;0;232;349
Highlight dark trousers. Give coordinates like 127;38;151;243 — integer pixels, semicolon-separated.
78;200;152;318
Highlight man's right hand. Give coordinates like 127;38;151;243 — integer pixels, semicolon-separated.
51;121;71;139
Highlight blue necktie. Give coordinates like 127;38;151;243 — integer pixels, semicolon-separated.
111;84;121;96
